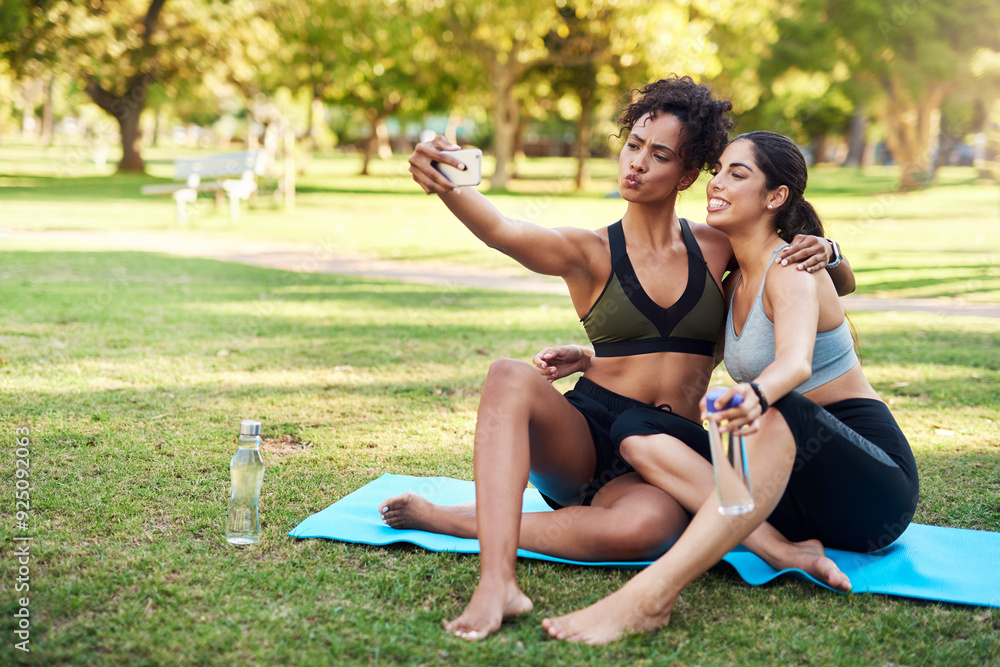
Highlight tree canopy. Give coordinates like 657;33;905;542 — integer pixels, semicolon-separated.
2;0;998;189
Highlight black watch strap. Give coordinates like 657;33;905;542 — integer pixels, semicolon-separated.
748;381;769;413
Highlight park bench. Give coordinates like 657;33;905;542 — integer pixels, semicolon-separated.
140;151;268;223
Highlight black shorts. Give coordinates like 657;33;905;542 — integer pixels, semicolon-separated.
542;377;708;510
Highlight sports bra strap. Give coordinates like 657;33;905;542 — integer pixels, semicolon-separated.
755;244;790;300
607;220;627;265
678;218;704;263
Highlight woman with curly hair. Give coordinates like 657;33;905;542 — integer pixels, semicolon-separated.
385;76;853;641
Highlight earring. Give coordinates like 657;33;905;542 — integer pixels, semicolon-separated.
767;205;772;209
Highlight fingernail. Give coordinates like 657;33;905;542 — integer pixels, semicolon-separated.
781;260;788;266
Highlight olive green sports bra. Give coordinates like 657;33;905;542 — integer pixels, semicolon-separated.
581;219;725;357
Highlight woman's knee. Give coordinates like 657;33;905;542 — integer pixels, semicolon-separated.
484;358;539;391
619;434;685;469
751;409;797;466
618;435;653;467
609;503;686;560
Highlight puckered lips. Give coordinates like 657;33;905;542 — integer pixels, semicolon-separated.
623;172;641;188
707;196;731;213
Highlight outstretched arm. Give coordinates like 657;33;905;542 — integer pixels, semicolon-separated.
774;235;855;296
409;136;596;278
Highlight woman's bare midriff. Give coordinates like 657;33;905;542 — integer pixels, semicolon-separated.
583;351;716;423
802;363;882;407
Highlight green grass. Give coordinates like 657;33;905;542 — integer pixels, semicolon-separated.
0;144;999;664
0;249;998;665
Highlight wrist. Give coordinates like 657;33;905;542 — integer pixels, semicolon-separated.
747;381;769;413
825;238;842;269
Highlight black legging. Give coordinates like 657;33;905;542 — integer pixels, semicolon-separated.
768;392;919;552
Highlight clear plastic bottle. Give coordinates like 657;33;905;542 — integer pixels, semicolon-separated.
225;419;265;545
705;388;754;516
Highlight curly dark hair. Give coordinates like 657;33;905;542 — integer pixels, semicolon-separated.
616;75;734;173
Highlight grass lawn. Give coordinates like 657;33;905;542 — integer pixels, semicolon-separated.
0;144;999;664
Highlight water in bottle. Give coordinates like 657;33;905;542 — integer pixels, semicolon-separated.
226;419;265;545
705;388;754;516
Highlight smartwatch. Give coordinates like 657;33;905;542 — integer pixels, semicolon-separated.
826;239;842;269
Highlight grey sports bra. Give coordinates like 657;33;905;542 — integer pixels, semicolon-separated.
725;245;858;393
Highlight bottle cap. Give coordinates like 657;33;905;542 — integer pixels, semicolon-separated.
240;419;261;436
706;388;743;414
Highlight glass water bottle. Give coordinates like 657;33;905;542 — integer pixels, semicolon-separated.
706;388;754;516
225;419;265;545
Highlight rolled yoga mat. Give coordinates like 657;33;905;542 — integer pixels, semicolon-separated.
289;473;1000;608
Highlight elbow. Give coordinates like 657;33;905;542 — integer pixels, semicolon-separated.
793;359;813;387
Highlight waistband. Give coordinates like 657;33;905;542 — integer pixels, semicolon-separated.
818;397;890;417
571;376;655;413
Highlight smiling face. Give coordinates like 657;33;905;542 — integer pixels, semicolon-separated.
618;112;698;206
705;139;787;231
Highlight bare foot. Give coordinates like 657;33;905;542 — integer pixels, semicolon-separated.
378;493;477;538
542;585;674;645
444;577;533;641
767;538;852;592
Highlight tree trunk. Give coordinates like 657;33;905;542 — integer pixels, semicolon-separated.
842;111;867;168
117;109;145;172
574;84;593;192
361;115;380;176
41;74;56;146
20;78;39;136
810;133;828;166
879;77;945;192
360;111;393;176
491;61;521;191
308;93;324;151
374;117;392;160
84;73;152;173
151;106;163;148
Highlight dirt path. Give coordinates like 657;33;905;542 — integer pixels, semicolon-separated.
6;228;1000;318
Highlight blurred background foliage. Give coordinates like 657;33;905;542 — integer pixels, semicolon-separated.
1;0;999;191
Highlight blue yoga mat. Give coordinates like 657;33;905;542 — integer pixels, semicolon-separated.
289;473;1000;608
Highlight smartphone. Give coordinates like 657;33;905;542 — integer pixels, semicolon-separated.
432;148;482;186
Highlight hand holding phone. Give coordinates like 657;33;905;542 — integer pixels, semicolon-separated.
431;148;482;187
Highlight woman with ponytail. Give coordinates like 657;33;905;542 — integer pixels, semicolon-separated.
540;131;918;645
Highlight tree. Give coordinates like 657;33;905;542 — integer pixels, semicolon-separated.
766;0;1000;190
281;0;470;175
2;0;284;173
